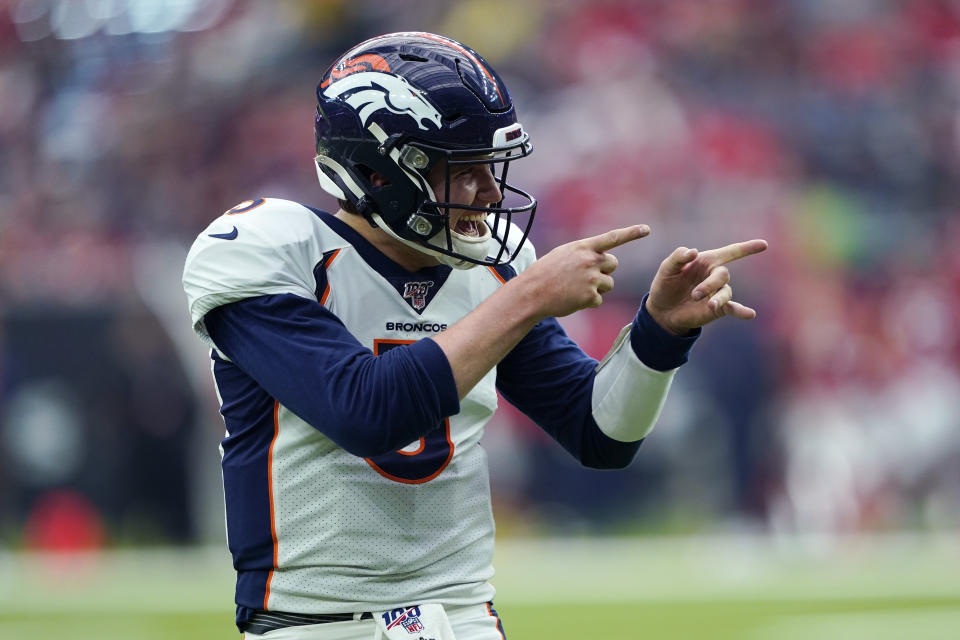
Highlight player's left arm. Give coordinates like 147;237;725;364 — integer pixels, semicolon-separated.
495;301;696;470
497;237;768;469
587;237;769;446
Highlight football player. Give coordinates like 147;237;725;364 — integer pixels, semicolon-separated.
182;32;766;640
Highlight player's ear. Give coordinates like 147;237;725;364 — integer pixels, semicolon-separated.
370;172;390;187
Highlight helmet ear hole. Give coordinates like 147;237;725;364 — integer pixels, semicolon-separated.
355;164;392;189
368;171;391;188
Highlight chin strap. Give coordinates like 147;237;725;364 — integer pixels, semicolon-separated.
369;212;490;270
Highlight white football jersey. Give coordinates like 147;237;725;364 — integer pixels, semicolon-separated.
183;198;537;614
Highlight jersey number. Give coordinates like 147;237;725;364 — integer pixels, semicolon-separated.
364;340;454;484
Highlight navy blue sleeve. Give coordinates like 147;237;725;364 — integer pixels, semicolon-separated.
496;318;642;470
204;293;460;457
630;293;701;371
497;295;700;470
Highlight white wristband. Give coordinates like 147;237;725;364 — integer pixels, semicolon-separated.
591;324;677;442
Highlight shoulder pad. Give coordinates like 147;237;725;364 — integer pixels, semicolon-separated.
181;198;347;346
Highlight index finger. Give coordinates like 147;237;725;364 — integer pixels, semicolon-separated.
705;239;768;266
583;225;651;252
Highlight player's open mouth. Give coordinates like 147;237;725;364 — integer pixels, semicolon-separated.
454;213;486;238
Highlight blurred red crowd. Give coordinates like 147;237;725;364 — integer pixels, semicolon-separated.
1;0;959;541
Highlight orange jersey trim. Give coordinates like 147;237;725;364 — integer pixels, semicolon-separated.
263;401;281;609
487;266;506;285
365;420;454;484
397;438;426;456
373;338;415;351
319;249;341;306
225;198;265;215
486;603;506;640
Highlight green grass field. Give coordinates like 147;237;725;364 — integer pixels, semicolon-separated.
2;535;958;639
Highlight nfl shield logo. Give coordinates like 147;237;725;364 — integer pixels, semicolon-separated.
402;280;434;311
399;613;424;633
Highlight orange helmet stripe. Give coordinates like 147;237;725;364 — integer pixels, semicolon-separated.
320;53;391;89
405;32;505;104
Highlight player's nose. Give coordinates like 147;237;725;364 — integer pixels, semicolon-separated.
477;166;502;205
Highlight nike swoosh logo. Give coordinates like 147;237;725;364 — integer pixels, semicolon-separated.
208;226;238;240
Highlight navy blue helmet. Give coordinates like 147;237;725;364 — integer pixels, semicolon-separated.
314;32;536;268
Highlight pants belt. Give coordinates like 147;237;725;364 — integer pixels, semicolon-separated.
242;610;374;634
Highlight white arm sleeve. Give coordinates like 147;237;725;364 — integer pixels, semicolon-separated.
590;324;677;442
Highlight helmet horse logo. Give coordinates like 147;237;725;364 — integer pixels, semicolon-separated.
323;71;442;131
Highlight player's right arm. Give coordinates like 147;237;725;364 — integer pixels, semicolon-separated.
182;199;460;457
202;294;459;457
430;225;649;398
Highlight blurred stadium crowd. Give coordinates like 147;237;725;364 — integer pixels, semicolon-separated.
1;0;959;548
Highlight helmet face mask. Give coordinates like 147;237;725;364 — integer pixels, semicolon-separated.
314;32;537;269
